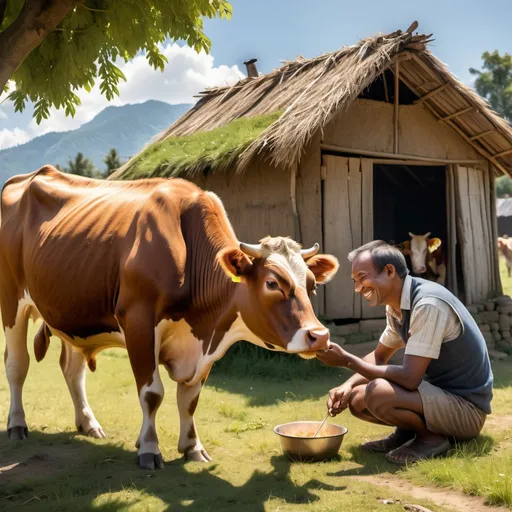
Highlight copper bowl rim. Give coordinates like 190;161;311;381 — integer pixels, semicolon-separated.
273;420;348;440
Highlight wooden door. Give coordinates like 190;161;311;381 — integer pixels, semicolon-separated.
322;155;383;319
454;165;494;304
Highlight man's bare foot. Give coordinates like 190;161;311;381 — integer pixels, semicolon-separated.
385;434;451;465
361;428;416;454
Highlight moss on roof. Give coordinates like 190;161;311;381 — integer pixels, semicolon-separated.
117;111;282;180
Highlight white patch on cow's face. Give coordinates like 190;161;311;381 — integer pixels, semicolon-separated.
287;326;330;355
266;252;308;289
409;235;429;274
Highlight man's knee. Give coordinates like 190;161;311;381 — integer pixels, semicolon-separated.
365;378;394;416
348;385;367;417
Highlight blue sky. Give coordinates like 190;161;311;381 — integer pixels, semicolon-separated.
0;0;510;149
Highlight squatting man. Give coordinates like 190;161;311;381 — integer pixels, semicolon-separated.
316;240;493;465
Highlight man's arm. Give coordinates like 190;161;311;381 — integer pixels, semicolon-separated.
341;342;399;388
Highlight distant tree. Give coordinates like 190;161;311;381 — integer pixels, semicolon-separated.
0;1;232;124
496;175;512;198
103;148;122;177
64;152;99;178
470;51;512;122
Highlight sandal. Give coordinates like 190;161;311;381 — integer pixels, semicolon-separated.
385;437;451;466
361;428;416;454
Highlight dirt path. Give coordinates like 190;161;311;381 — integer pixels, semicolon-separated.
350;474;509;512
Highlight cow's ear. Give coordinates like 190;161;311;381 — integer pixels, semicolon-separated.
428;238;442;253
306;254;339;284
217;248;253;278
398;241;411;256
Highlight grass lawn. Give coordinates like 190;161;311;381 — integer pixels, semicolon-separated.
1;259;512;511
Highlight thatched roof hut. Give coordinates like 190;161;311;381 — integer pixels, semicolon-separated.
112;22;512;322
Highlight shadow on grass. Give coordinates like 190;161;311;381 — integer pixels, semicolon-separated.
326;434;497;479
0;430;346;512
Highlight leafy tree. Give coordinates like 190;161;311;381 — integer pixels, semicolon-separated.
64;152;99;178
104;148;122;176
470;51;512;122
496;175;512;198
0;1;232;123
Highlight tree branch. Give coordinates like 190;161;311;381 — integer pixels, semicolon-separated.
0;0;80;91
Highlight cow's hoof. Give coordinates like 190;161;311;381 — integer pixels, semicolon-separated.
138;453;164;470
87;427;107;439
8;426;28;441
185;449;212;462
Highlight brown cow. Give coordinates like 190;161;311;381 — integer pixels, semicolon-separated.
399;232;446;286
498;235;512;277
0;166;339;469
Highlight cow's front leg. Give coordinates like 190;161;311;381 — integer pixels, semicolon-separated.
177;380;211;462
121;304;165;470
59;341;105;438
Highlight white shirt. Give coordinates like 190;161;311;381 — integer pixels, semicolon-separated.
379;274;462;359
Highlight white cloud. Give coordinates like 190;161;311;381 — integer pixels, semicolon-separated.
0;110;6;120
0;128;30;150
1;44;245;149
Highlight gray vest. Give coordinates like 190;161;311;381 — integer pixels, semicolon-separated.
392;277;493;414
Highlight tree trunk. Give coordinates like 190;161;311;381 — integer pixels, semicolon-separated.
0;0;79;93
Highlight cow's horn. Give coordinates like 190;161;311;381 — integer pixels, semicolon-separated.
424;232;431;238
239;242;263;258
408;232;416;237
301;243;319;259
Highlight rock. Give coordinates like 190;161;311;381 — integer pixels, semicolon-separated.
344;333;367;345
502;330;512;340
499;314;511;329
492;322;500;332
483;331;495;344
372;331;382;340
404;505;434;512
495;295;512;305
493;331;502;342
482;311;500;323
497;340;512;353
477;304;485;313
472;314;484;325
485;301;496;311
467;305;479;314
359;319;387;333
497;305;512;314
488;349;508;361
479;324;490;332
330;323;359;336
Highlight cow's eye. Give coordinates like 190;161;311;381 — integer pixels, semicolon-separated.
266;280;279;291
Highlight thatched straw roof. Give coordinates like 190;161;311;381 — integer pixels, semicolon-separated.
113;22;512;180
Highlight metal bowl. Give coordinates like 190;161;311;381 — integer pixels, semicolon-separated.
273;421;348;462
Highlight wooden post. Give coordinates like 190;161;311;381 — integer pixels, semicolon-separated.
289;162;302;242
394;60;400;154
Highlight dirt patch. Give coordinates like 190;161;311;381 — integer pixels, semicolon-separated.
0;447;78;484
350;474;509;512
484;414;512;432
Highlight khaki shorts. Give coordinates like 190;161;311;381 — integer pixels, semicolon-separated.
418;380;487;440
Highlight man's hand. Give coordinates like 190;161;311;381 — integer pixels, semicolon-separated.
327;382;353;417
316;342;350;367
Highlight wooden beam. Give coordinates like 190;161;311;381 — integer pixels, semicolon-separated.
393;59;400;154
493;147;512;158
469;129;495;141
319;143;485;165
397;71;511;177
439;106;474;122
382;72;389;103
416;79;439;90
413;82;449;105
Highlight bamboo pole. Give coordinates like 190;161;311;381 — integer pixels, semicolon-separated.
439;106;473;122
413;82;449;104
469;129;495;141
393;60;400;154
493;147;512;158
289;162;302;241
382;73;389;103
319;143;485;165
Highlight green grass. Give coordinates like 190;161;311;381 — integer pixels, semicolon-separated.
2;262;512;511
119;111;282;180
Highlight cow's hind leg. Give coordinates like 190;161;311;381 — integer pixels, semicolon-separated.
121;304;165;470
59;341;105;438
4;309;30;440
177;379;211;462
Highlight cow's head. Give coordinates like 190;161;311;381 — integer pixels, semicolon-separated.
405;232;442;275
218;236;339;358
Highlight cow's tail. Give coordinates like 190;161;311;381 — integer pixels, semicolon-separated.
34;322;51;362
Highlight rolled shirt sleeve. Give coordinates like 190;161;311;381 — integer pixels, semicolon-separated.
379;311;405;350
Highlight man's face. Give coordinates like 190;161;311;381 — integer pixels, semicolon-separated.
351;252;395;307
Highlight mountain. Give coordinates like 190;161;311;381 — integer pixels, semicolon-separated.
0;100;191;186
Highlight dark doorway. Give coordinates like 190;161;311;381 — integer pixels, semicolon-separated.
373;164;447;250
